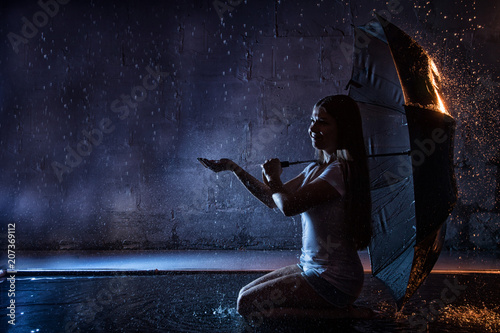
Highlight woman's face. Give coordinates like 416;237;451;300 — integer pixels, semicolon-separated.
309;106;338;155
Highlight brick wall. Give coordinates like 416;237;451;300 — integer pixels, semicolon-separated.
0;0;498;251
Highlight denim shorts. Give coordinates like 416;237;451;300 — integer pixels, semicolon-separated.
297;264;357;308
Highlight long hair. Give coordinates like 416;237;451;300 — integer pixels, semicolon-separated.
314;95;372;250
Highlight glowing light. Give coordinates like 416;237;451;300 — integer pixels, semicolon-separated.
439;305;500;332
429;59;449;115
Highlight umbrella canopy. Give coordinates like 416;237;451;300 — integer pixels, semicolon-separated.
348;15;457;309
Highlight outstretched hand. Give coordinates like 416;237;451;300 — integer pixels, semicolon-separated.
197;158;235;173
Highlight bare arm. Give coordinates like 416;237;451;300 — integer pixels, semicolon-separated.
198;158;336;215
230;163;277;208
271;179;340;216
263;159;340;216
197;158;277;209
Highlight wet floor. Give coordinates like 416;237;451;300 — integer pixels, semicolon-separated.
1;272;498;332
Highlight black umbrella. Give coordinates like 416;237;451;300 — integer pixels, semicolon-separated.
348;15;457;309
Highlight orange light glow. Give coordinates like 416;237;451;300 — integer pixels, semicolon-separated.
429;59;449;115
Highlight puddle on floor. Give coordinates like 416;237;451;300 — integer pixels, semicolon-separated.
0;273;498;332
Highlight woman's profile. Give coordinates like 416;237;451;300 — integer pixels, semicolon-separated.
198;94;373;321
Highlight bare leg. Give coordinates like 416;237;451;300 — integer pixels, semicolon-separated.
239;265;299;295
237;265;374;324
237;266;349;319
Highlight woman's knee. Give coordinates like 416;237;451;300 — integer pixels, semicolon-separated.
237;290;277;319
237;282;294;318
236;290;253;317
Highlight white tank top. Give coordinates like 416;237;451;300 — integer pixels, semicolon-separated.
299;160;364;298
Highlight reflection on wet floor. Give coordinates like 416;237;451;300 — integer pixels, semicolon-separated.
1;272;498;332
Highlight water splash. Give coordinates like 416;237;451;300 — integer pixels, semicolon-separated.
438;304;500;332
212;304;238;318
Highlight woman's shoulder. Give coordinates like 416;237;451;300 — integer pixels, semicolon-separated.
318;159;346;193
301;162;319;175
320;159;344;177
325;159;342;169
301;160;342;175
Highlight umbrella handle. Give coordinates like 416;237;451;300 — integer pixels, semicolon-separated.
367;151;410;158
280;160;317;168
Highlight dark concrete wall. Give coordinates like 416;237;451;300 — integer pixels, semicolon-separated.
0;0;498;251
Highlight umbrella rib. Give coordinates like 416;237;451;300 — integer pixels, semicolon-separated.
357;101;406;115
371;233;416;276
370;159;412;190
